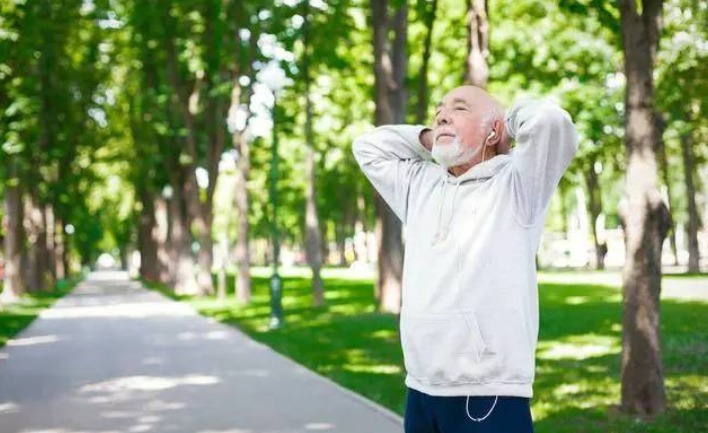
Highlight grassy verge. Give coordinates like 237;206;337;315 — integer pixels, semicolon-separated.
0;278;81;349
144;269;708;433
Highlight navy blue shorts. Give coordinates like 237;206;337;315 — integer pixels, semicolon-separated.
404;388;534;433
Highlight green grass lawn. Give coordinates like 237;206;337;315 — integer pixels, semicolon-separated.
145;268;707;433
0;278;80;349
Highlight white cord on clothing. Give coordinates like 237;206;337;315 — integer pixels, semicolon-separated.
465;395;498;422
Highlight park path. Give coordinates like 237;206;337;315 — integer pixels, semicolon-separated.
0;271;403;433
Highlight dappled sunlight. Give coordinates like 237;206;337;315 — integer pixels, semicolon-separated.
6;334;62;347
304;422;335;431
564;296;592;305
343;364;402;375
79;374;220;397
41;301;195;319
665;375;708;409
0;401;20;414
176;330;229;341
369;329;398;341
537;335;620;360
198;428;256;433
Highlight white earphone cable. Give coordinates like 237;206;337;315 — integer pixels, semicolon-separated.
465;395;498;422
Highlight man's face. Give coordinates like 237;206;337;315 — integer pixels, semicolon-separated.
432;86;499;167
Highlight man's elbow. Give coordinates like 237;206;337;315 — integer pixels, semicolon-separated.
540;102;578;154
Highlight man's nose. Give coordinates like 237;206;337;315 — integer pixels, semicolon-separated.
436;109;451;126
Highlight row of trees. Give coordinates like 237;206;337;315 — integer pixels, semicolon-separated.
1;0;706;417
0;0;112;301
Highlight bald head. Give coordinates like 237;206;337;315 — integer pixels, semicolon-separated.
432;86;510;175
438;86;503;116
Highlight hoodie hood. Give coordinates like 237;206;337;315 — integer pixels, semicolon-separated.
431;154;512;245
441;154;512;184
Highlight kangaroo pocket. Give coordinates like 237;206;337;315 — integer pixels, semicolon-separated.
401;312;495;385
477;307;535;383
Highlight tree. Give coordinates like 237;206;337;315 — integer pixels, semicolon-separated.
228;1;259;304
415;0;438;124
302;0;325;306
619;0;671;415
656;0;707;273
370;0;408;314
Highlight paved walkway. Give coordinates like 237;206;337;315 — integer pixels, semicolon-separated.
0;271;403;433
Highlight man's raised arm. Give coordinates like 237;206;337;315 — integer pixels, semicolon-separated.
352;125;433;223
505;99;578;225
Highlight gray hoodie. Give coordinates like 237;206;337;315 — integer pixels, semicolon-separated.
352;99;578;397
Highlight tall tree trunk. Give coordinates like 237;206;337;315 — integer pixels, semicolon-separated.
657;117;679;265
680;132;700;272
584;162;607;269
139;188;159;281
163;1;211;296
55;215;66;280
1;180;25;302
24;185;48;292
198;0;230;296
354;192;369;263
619;0;669;415
336;218;348;267
154;195;171;285
465;0;489;87
415;0;438;125
168;186;199;295
233;131;252;303
45;204;56;284
229;2;256;304
370;0;407;314
303;0;325;306
559;182;570;240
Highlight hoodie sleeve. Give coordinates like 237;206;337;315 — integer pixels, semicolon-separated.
352;125;433;223
505;99;578;225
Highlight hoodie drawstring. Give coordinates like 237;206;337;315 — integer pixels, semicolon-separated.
432;181;461;245
432;181;448;245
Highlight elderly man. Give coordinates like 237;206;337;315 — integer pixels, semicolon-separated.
352;86;577;433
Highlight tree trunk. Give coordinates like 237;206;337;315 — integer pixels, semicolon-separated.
584;163;607;270
680;132;700;272
336;219;347;267
217;237;227;302
198;0;230;297
619;0;669;415
303;0;325;306
354;192;370;263
154;195;171;285
1;180;25;302
657;118;679;265
559;182;570;241
229;3;255;304
415;0;438;125
24;185;48;292
139;188;159;281
168;182;199;295
55;216;66;280
164;2;211;296
465;0;489;87
370;0;407;314
45;204;56;285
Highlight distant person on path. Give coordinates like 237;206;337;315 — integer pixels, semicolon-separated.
353;86;577;433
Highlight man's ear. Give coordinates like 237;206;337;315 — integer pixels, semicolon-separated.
485;119;502;146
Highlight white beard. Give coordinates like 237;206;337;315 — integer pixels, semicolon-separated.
431;136;483;168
